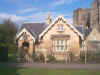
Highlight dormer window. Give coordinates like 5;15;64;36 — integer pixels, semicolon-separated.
57;25;64;32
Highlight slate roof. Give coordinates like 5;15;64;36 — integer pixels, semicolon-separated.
75;26;83;34
19;23;91;39
21;23;47;38
75;25;92;37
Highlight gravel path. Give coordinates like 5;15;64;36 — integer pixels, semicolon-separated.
3;63;100;70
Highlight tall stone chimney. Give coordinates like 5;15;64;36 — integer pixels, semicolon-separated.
46;12;52;25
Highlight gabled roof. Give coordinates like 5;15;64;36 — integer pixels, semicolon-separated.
16;23;47;40
17;16;85;41
21;23;47;37
75;25;91;37
39;15;84;40
16;28;36;42
75;26;83;34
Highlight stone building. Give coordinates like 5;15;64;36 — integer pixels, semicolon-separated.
73;0;100;52
82;0;100;52
91;0;100;31
16;15;84;62
16;0;100;63
73;8;90;28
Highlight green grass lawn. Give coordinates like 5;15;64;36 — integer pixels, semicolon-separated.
0;66;100;75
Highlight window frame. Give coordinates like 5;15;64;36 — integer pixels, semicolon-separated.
57;25;64;32
53;39;69;52
93;34;96;40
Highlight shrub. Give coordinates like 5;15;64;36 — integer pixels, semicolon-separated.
80;51;85;62
8;53;17;62
80;51;97;63
47;55;55;63
32;53;40;62
0;47;8;62
39;53;45;63
87;51;96;62
93;52;100;63
32;53;45;63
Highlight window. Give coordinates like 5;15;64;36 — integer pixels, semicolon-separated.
53;39;70;51
93;34;96;40
57;25;64;32
65;40;69;50
54;40;64;51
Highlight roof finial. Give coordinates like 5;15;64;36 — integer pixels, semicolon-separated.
46;12;52;25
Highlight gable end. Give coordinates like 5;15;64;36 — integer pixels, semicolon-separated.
16;28;35;42
39;16;84;40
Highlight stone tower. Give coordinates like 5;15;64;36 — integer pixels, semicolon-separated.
73;8;90;28
91;0;100;31
46;12;52;25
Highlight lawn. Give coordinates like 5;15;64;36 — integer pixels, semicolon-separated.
0;65;100;75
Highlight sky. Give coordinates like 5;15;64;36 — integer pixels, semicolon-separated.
0;0;93;25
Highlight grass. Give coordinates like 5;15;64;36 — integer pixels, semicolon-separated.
8;53;18;62
0;65;100;75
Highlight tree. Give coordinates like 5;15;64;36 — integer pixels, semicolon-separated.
5;19;18;53
0;24;8;62
0;19;18;62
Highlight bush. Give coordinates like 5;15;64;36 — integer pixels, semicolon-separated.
87;51;96;62
8;53;17;62
0;47;8;62
80;51;98;63
39;53;45;63
32;53;45;63
47;55;55;63
80;51;85;62
32;53;40;62
93;52;100;63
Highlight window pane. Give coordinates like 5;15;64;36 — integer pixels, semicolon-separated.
57;46;59;50
66;40;69;50
61;40;63;44
57;25;64;31
57;40;59;45
61;46;64;50
93;34;96;40
53;40;65;51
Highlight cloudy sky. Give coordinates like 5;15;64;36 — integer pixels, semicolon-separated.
0;0;93;25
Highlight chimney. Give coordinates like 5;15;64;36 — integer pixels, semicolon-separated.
46;12;52;25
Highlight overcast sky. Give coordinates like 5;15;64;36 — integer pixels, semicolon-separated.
0;0;93;25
